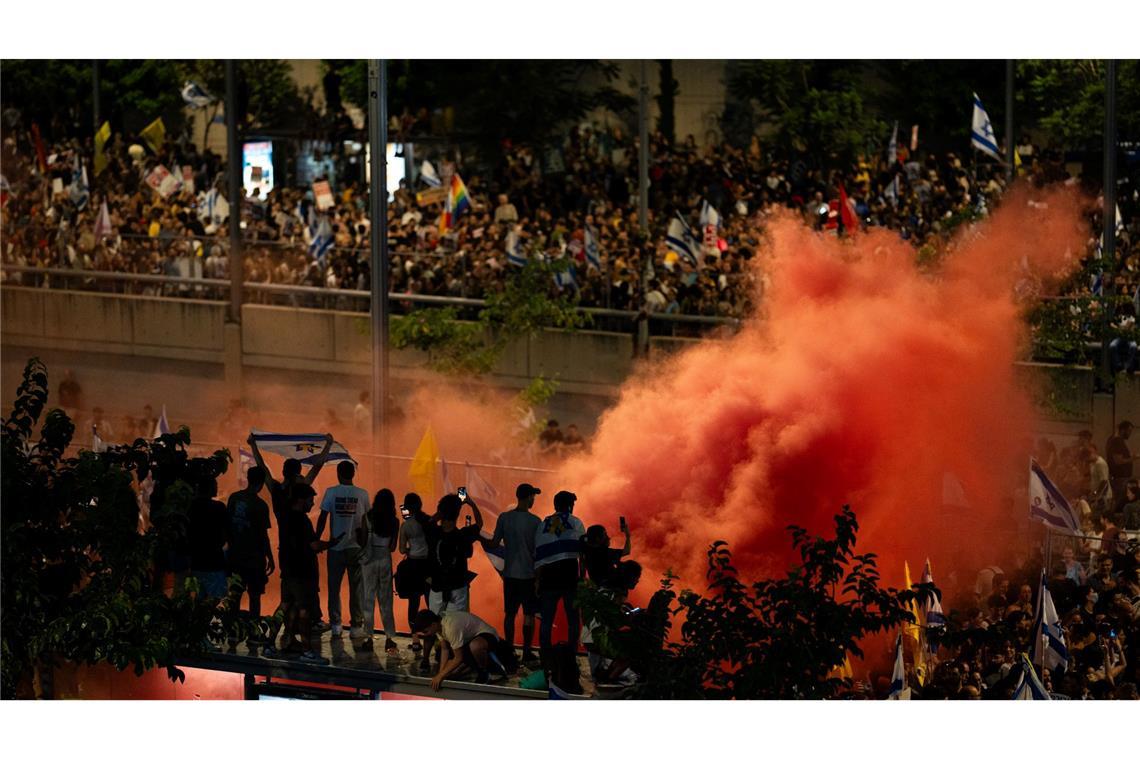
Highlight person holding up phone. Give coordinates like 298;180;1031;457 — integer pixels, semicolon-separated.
582;517;632;589
396;493;431;648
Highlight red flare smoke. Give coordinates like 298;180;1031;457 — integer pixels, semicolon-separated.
559;187;1087;594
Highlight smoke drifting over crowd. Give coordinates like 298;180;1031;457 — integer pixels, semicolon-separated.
560;188;1087;591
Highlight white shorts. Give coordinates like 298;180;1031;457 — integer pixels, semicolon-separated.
428;586;470;614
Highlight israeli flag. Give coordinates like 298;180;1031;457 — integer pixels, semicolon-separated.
699;200;720;229
237;447;254;488
888;633;907;700
1032;571;1069;672
971;93;1003;161
153;405;171;438
884;174;900;208
1011;654;1051;700
249;429;355;465
69;156;89;211
199;187;229;226
506;228;527;267
181;81;214;109
920;559;946;636
420;160;441;188
584;224;601;271
666;213;699;266
887;120;898;165
308;217;334;263
1091;270;1103;297
553;263;578;291
1029;458;1081;534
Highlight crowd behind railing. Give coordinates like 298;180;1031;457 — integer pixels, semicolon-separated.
5;121;1135;351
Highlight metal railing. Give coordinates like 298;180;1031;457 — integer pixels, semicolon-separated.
0;264;741;337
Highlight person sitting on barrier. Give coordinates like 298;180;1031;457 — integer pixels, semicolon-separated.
581;559;644;686
276;483;338;664
411;609;507;690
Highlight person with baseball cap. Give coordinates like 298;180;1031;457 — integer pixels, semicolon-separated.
483;483;543;665
534;489;586;674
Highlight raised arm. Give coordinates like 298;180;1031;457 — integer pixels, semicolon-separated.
248;434;278;487
465;495;484;532
619;522;632;558
302;433;335;486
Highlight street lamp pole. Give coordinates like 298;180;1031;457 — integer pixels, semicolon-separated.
368;59;390;458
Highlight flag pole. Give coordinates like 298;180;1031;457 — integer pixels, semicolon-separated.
368;59;390;482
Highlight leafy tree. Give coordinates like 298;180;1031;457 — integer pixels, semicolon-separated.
389;256;589;376
1017;59;1140;148
577;505;934;699
1;358;252;698
326;60;635;160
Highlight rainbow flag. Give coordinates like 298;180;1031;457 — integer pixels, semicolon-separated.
440;173;471;231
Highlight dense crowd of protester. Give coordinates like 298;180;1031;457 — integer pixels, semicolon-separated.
7;120;1133;331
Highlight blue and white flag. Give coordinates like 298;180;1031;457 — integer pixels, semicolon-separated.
308;216;334;263
884;174;900;208
1032;571;1069;672
420;160;441;188
249;429;355;465
153;405;171;438
69;156;89;210
553;263;578;291
971;93;1003;162
666;213;699;266
920;559;946;640
199;187;229;226
1029;458;1081;534
237;447;254;488
699;200;720;230
181;81;214;109
535;511;586;570
1012;654;1051;700
1091;270;1103;297
506;228;527;267
584;224;601;271
888;633;907;700
887;120;899;165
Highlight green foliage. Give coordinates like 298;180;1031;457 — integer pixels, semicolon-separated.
186;60;317;133
389;308;498;375
479;256;590;336
577;506;932;699
1017;60;1140;148
1;358;249;698
326;60;635;157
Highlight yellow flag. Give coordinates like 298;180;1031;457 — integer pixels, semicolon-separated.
139;117;166;155
93;121;111;177
827;654;853;681
408;424;440;505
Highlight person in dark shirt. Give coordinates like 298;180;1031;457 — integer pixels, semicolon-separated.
226;465;274;620
582;520;632;589
276;483;338;664
420;493;483;672
534;491;586;667
189;477;229;599
249;432;333;628
1106;421;1136;507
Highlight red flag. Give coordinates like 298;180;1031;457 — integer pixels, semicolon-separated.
31;123;47;174
838;184;859;234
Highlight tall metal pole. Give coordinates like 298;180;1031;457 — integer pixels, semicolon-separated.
225;60;243;326
1101;60;1117;382
368;60;390;456
1005;60;1014;185
92;60;101;134
638;61;649;235
637;61;651;358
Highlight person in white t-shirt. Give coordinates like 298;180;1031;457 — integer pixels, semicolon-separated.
315;460;370;640
412;609;505;690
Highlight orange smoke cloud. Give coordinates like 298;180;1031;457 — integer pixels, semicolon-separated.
559;187;1088;595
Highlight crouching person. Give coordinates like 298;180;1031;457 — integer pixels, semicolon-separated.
412;609;507;690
